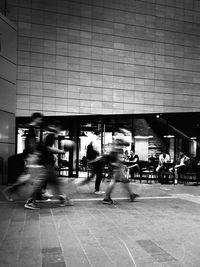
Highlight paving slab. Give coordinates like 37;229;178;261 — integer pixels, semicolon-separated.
0;180;200;266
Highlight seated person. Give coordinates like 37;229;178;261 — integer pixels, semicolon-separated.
156;150;171;181
128;151;140;179
169;152;190;184
123;150;130;162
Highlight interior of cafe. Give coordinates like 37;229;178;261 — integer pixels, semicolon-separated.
15;112;200;179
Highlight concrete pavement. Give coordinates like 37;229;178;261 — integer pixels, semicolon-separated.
0;179;200;267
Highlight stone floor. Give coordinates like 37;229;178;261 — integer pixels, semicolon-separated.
0;179;200;267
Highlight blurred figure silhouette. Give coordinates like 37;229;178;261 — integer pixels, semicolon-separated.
24;122;75;209
3;113;44;204
79;142;104;194
102;129;139;205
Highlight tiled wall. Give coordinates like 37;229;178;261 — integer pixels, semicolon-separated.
0;14;16;184
5;0;200;116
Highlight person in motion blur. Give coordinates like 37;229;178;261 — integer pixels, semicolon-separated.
2;112;44;203
102;129;139;205
79;141;104;194
24;122;75;209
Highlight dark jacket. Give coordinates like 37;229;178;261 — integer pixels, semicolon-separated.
86;144;99;161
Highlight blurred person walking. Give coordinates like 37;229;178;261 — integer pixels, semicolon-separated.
79;141;104;194
3;112;44;203
3;136;42;203
25;124;75;209
102;129;139;205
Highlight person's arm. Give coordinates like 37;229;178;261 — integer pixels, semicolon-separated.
175;157;186;168
184;156;190;165
159;155;164;165
163;154;171;163
129;155;138;163
46;146;65;154
88;156;102;163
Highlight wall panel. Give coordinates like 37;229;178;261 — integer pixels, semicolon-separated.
0;14;17;184
3;0;200;116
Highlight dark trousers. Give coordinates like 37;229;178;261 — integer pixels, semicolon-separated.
88;161;103;191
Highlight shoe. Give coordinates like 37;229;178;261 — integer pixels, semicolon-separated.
59;197;74;207
59;200;74;207
42;192;53;198
130;193;139;202
103;198;113;205
94;191;105;195
42;190;53;198
24;201;40;210
2;188;14;201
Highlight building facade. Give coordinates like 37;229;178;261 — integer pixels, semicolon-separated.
1;0;200;182
0;13;16;184
3;0;200;117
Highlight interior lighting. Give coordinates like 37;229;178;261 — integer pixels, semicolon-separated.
134;135;154;139
164;135;175;138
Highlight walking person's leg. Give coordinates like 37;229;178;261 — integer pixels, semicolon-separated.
122;181;139;201
103;166;119;204
45;164;73;206
94;175;104;194
79;164;95;185
103;179;116;204
52;178;73;206
103;162;139;205
3;178;28;201
120;165;139;202
94;161;104;194
24;166;47;209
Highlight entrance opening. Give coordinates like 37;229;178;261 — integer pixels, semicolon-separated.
16;112;200;179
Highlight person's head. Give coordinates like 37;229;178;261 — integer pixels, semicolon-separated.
162;150;167;157
114;138;130;147
87;142;94;149
179;152;184;158
113;129;130;147
47;120;62;134
31;112;43;126
44;133;56;147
